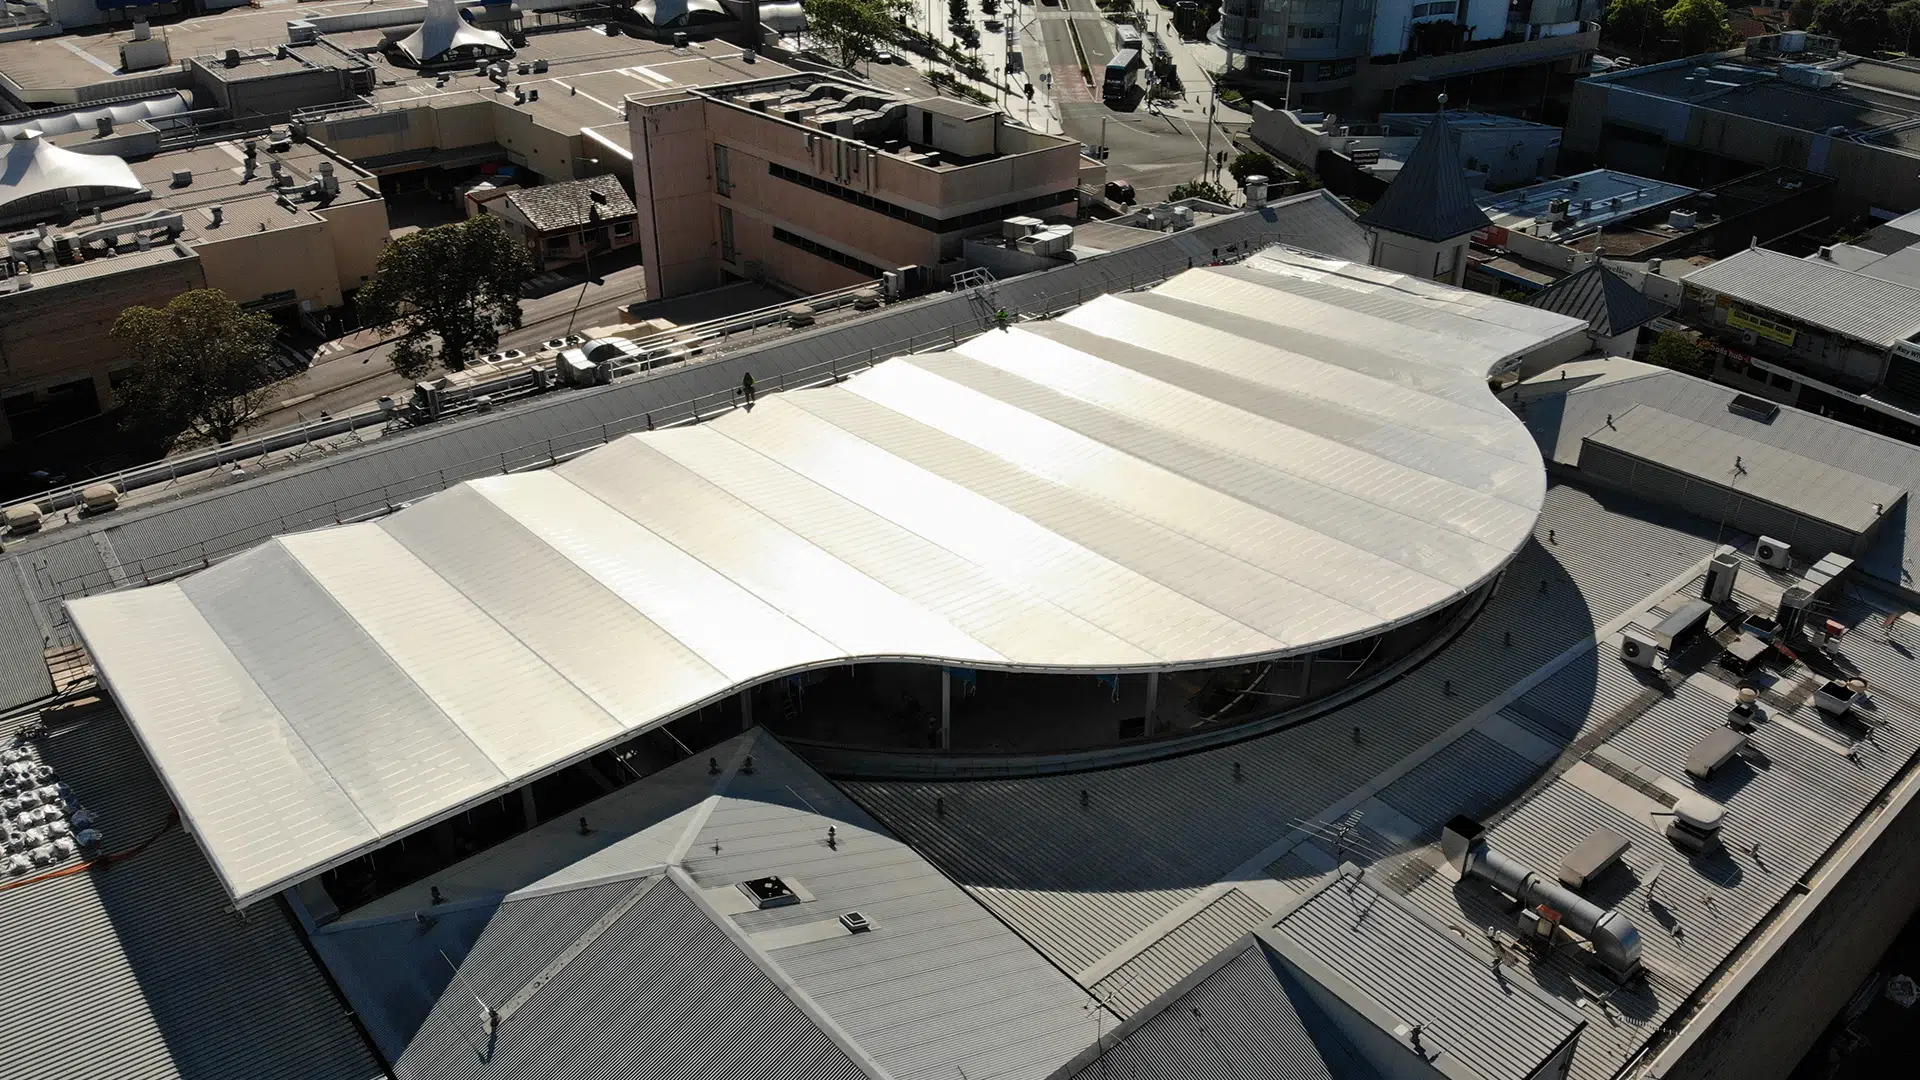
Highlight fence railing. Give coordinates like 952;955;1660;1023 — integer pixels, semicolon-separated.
25;249;1241;603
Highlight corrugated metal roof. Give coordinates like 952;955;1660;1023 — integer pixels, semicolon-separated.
0;561;50;708
1515;360;1920;587
0;700;382;1080
392;874;880;1080
1393;564;1920;1080
1526;263;1669;337
848;484;1727;978
1054;937;1380;1080
1265;867;1585;1080
68;254;1568;909
1681;247;1920;347
315;730;1101;1080
1090;888;1274;1016
1583;404;1905;533
1356;113;1494;243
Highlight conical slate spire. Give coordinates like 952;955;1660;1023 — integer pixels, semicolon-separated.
1357;112;1492;244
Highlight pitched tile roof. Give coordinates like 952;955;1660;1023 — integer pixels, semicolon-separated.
503;174;637;233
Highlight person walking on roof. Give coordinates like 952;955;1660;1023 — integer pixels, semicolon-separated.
741;371;756;406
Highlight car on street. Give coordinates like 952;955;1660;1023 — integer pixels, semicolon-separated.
874;49;899;64
1104;179;1136;205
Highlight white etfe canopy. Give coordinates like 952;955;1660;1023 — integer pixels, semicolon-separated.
69;253;1577;906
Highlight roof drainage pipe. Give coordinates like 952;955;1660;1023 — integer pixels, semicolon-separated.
1441;816;1644;978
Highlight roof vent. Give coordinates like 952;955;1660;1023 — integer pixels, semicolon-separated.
96;116;114;137
838;910;871;933
171;168;192;187
1667;793;1725;851
209;204;224;226
1728;393;1780;422
1685;726;1748;780
738;876;800;909
225;47;242;68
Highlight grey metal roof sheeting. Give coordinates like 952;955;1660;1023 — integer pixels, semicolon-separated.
0;563;50;708
1581;404;1906;535
394;874;878;1080
0;201;1365;717
0;701;382;1080
68;251;1570;908
1526;263;1669;338
848;484;1727;980
1356;113;1493;244
1513;358;1920;588
1264;867;1585;1080
1090;887;1274;1016
1055;937;1379;1080
1681;247;1920;347
1387;568;1920;1080
313;731;1101;1080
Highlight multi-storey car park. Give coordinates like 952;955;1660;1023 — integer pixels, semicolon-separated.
0;97;1917;1080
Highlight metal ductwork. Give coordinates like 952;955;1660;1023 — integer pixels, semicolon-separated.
1441;816;1644;977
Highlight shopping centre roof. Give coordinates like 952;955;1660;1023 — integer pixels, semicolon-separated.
67;250;1580;907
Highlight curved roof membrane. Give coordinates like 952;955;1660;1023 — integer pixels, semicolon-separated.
69;251;1577;906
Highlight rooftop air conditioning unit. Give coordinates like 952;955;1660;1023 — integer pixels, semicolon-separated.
1620;627;1661;669
1755;536;1791;569
1668;209;1699;230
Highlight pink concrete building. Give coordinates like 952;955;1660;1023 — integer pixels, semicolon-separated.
627;75;1089;297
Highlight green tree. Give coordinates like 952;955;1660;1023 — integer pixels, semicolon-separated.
1664;0;1731;54
1605;0;1663;47
806;0;897;69
1814;0;1892;53
1892;0;1920;50
1228;149;1280;184
357;216;534;379
110;289;279;449
1648;330;1712;376
1168;179;1237;202
1789;0;1819;28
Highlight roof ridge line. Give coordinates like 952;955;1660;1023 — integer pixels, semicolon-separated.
665;730;759;866
668;866;896;1080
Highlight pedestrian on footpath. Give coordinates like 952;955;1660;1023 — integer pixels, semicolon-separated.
741;371;756;406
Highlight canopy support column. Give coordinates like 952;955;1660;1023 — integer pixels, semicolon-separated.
1145;671;1159;731
940;669;952;750
741;687;753;732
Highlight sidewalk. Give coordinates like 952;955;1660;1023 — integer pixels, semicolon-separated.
891;1;1065;135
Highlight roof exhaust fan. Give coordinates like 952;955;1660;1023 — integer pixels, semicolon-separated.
1441;816;1643;978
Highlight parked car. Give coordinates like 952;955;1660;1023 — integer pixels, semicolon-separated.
1104;179;1136;205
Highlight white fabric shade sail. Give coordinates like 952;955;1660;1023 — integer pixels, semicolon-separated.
70;252;1578;906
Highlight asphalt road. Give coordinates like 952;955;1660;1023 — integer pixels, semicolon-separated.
1035;0;1246;202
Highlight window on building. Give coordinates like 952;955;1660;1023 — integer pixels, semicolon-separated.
771;227;883;278
612;220;634;238
765;163;1075;233
719;206;737;263
545;235;570;253
714;144;732;196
